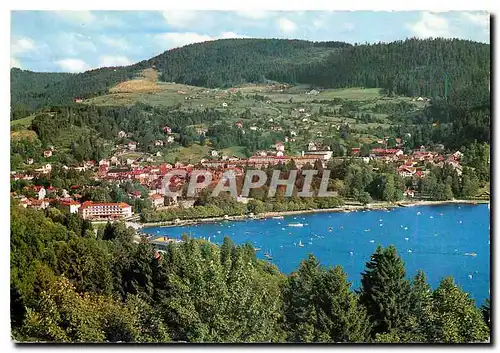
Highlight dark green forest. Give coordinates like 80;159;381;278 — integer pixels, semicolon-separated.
11;203;490;343
11;38;490;111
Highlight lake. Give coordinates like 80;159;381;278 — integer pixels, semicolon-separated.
143;203;490;304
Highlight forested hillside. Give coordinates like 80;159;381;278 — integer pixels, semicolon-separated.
296;38;490;97
11;204;490;343
11;38;490;112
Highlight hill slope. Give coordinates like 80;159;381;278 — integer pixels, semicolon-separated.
10;38;490;111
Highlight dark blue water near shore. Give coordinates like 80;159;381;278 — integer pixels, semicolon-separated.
143;204;490;304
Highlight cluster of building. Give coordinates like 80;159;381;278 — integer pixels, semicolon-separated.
351;145;464;178
13;129;465;220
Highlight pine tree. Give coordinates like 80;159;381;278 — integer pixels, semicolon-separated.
431;277;489;343
359;245;411;337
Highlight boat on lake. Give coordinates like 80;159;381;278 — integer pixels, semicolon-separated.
298;240;304;247
465;252;477;257
272;216;284;220
288;223;304;227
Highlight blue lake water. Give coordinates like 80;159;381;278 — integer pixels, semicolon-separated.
143;204;490;304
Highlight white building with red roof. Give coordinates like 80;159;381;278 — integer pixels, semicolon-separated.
79;201;132;220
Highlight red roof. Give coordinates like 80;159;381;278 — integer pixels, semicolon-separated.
80;201;131;209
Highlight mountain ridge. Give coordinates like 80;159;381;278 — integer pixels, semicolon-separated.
11;37;490;113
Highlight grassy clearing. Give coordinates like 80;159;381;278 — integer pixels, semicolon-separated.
221;146;247;158
11;115;35;128
318;87;383;100
161;143;211;164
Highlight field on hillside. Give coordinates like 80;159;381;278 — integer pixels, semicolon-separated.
11;115;35;129
81;79;429;162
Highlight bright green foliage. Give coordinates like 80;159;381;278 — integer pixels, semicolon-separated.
430;277;489;343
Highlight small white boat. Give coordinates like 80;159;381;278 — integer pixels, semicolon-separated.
365;229;371;232
298;240;304;247
404;237;409;241
404;227;408;230
349;251;354;256
407;249;412;253
288;223;304;227
369;240;375;243
417;211;421;215
468;274;473;279
272;216;284;220
430;216;433;219
465;252;477;257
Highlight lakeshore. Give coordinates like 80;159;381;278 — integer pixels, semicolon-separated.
138;199;489;228
143;202;490;305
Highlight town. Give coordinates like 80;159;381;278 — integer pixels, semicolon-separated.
11;133;469;221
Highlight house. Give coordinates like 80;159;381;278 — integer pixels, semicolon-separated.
118;130;127;138
298;108;306;113
58;199;81;214
34;186;46;200
73;97;83;103
419;145;426;152
149;194;165;208
234;121;244;129
195;127;208;136
222;102;228;108
156;151;162;157
128;141;137;150
79;201;133;220
211;150;219;157
370;148;404;158
290;131;297;137
129;191;142;199
250;126;258;131
404;189;415;198
29;198;50;210
163;126;172;134
351;148;361;156
451;151;463;161
166;136;175;143
26;158;33;165
43;150;53;158
276;151;284;157
308;142;317;151
99;159;110;167
275;142;285;152
307;89;320;95
110;156;120;165
398;166;416;178
302;149;333;161
154;140;164;147
446;160;463;176
416;97;424;101
34;164;52;174
85;160;96;169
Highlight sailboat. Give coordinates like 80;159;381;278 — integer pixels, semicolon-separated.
264;249;273;260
